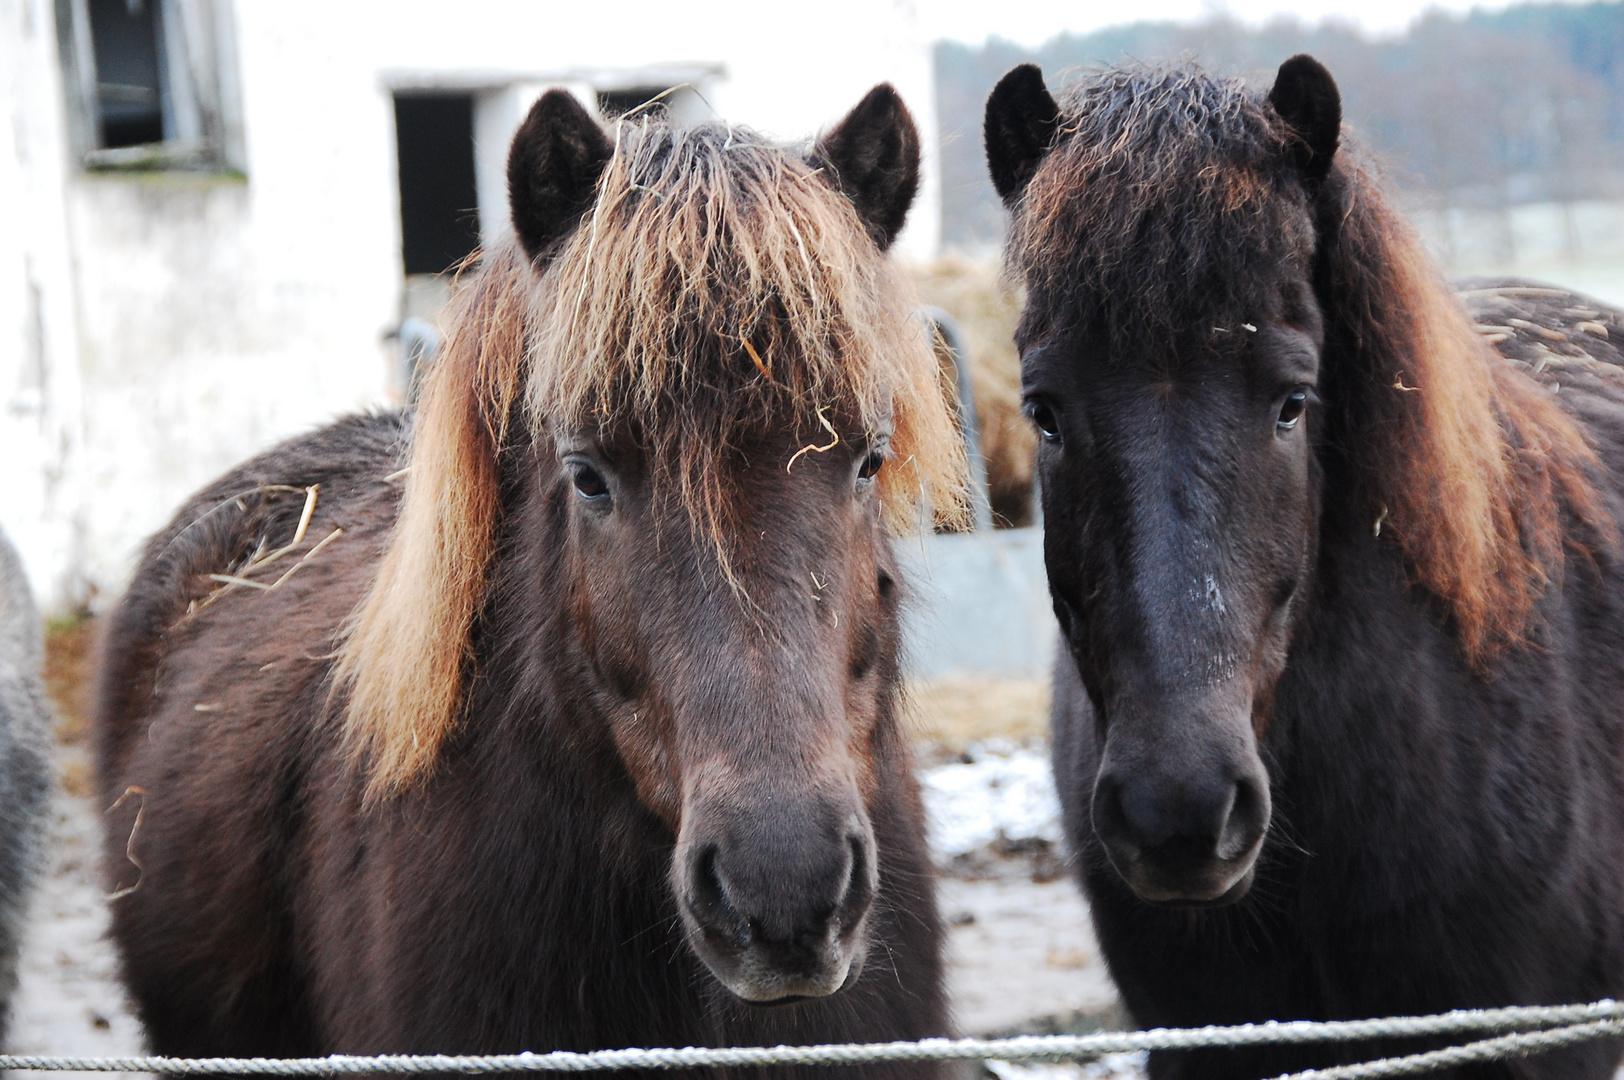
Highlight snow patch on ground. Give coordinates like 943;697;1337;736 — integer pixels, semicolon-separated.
920;741;1063;861
987;1056;1149;1080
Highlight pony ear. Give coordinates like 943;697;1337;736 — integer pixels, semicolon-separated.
507;89;615;261
1268;54;1341;189
984;64;1060;206
813;84;920;251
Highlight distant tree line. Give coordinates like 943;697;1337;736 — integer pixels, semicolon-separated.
936;1;1624;250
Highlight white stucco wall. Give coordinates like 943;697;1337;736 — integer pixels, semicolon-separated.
63;174;398;598
232;0;940;255
0;0;942;612
0;0;88;609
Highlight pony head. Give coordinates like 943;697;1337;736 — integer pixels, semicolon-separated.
987;56;1605;905
338;86;965;1002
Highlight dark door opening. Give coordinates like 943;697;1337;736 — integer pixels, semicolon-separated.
89;0;164;148
395;94;480;276
598;86;674;119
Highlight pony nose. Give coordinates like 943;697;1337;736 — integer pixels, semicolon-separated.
686;827;875;948
1092;766;1269;895
677;809;878;1002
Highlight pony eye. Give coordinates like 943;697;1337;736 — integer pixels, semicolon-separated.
1277;389;1309;431
857;450;885;484
1027;400;1062;442
568;461;610;500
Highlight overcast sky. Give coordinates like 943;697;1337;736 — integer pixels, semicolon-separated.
918;0;1556;46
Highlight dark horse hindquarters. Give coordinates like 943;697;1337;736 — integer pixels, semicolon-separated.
990;56;1624;1079
94;89;957;1074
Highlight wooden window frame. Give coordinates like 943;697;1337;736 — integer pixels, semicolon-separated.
55;0;246;172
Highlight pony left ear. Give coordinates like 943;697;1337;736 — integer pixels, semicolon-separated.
814;84;920;251
1268;54;1341;189
507;89;615;261
984;64;1060;206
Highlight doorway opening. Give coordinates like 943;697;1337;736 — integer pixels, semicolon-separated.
394;93;480;276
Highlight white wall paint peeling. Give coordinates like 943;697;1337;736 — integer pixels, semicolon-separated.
1;0;90;609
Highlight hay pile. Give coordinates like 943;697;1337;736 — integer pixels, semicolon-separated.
905;676;1050;760
908;256;1036;528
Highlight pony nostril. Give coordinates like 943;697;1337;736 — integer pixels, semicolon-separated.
688;846;749;948
1094;769;1259;863
1216;774;1268;861
1114;772;1187;850
690;846;724;908
1091;774;1141;860
837;832;876;928
681;808;876;974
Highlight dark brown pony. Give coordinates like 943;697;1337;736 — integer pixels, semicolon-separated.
987;56;1624;1077
93;86;965;1069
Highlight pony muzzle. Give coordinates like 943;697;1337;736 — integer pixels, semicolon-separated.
1091;725;1271;906
673;800;878;1004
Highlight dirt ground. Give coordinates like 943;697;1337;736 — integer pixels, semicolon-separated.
13;619;145;1063
907;677;1129;1044
906;677;1052;761
10;739;146;1061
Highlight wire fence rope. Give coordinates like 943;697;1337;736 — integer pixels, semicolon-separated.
2;1000;1622;1076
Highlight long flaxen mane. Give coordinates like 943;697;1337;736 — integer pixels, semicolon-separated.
337;119;966;800
1009;64;1610;664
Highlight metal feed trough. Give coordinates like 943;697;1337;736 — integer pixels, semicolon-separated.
899;309;1057;683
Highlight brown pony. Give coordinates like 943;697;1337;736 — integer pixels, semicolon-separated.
93;86;964;1068
988;56;1624;1077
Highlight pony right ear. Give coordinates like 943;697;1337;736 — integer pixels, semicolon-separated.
507;90;615;260
814;84;921;251
1268;55;1341;189
984;64;1060;205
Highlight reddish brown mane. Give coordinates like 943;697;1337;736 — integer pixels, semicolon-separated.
1326;164;1610;661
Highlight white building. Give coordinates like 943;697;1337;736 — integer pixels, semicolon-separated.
0;0;942;612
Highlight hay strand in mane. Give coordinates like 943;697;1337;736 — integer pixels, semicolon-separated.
336;121;964;800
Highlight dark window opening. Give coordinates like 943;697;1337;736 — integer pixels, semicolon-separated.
597;86;673;119
89;0;163;148
57;0;244;170
395;94;480;276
